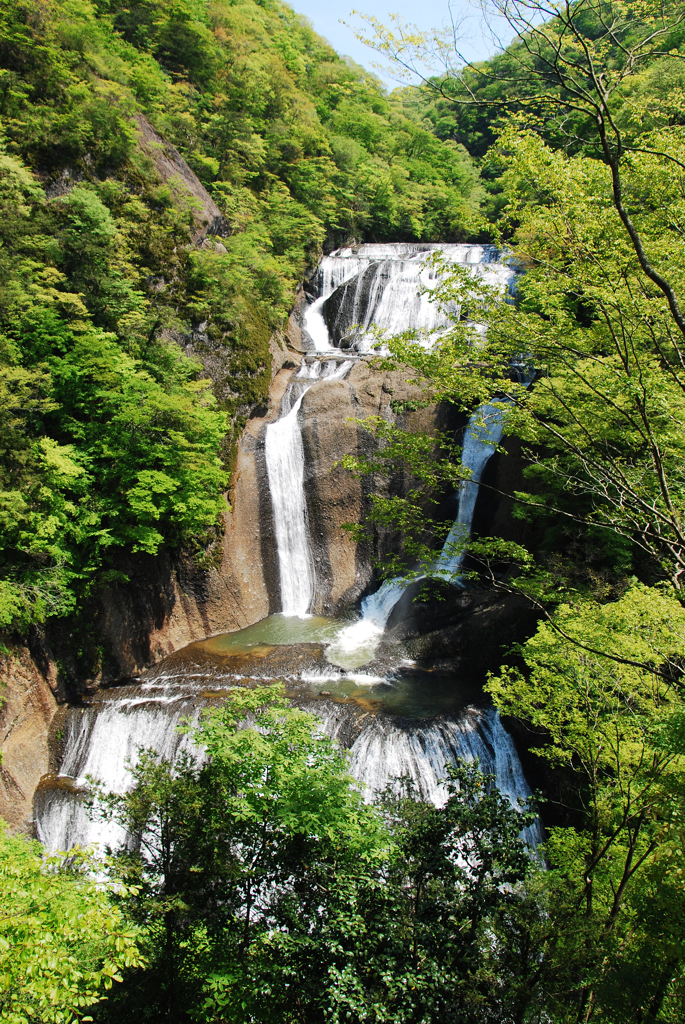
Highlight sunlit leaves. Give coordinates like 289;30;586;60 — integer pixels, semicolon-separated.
97;685;537;1023
0;822;143;1024
487;583;685;1017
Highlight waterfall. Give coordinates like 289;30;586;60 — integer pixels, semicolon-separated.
434;401;507;576
35;694;203;854
265;385;315;618
306;243;515;352
319;704;542;847
265;357;352;616
327;401;507;665
35;243;539;859
304;254;366;351
313;243;516;662
37;692;540;854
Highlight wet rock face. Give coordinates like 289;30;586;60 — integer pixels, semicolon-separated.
383;584;540;685
323;263;388;346
20;348;526;702
132;355;450;643
299;361;399;614
471;435;539;551
141;638;331;686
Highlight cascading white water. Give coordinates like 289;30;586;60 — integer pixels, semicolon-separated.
38;691;540;853
434;401;507;577
265;358;352;616
305;243;514;352
311;243;516;664
35;695;203;854
304;255;366;351
326;400;508;666
319;704;542;847
325;577;405;668
265;387;316;618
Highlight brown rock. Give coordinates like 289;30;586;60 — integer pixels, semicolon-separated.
134;115;227;241
299;359;451;613
0;647;57;832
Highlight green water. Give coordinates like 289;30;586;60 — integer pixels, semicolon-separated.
193;614;476;718
297;669;477;718
199;614;343;656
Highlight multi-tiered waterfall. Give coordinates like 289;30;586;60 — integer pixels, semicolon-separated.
36;243;541;854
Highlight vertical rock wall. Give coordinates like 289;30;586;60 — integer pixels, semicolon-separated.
0;647;57;832
300;360;443;613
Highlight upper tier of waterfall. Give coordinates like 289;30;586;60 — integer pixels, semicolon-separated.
304;243;515;352
272;243;514;622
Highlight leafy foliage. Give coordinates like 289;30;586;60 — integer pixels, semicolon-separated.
0;156;227;631
0;0;481;635
92;685;538;1024
338;2;685;606
0;821;143;1023
487;584;685;1020
335;5;685;1016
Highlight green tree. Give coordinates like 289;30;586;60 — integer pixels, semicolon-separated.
487;584;685;1020
337;8;685;1016
94;685;539;1023
95;685;389;1022
325;764;539;1024
0;820;143;1023
0;131;229;637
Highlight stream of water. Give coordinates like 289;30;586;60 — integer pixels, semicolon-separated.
326;400;509;667
264;358;352;616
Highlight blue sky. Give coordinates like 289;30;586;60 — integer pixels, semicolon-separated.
291;0;515;87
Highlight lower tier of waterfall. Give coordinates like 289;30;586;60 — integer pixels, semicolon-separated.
36;691;204;853
319;703;542;847
36;668;541;854
35;615;542;855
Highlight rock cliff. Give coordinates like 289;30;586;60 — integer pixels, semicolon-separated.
0;648;58;832
84;354;443;677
